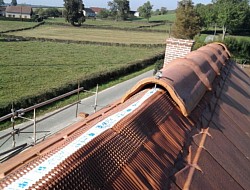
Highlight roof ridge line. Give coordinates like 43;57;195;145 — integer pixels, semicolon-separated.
121;42;231;117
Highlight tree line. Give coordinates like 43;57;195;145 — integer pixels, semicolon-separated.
172;0;250;40
63;0;166;26
0;0;17;6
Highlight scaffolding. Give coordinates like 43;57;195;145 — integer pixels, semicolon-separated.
0;84;99;162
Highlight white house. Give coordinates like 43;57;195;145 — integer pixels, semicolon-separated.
5;6;33;19
129;11;140;17
134;11;140;17
83;8;96;18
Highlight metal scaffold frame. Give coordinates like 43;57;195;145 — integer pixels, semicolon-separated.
0;84;99;162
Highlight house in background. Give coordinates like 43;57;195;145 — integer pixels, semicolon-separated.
130;10;140;17
0;6;6;16
90;7;104;15
5;6;33;19
83;8;96;18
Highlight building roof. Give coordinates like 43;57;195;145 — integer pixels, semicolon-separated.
84;8;95;14
5;6;32;15
90;7;104;13
0;43;249;189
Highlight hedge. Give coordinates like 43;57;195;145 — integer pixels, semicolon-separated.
193;35;250;64
0;21;45;34
0;17;35;22
0;34;165;48
224;37;250;61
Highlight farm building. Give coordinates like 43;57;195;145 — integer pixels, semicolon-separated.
90;7;104;15
0;41;249;189
5;6;33;19
130;10;140;17
83;8;96;18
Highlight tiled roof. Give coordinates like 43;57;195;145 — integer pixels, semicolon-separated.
90;7;104;13
0;43;249;189
84;8;95;14
5;6;32;15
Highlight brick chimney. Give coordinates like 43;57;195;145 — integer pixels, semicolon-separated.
164;38;194;68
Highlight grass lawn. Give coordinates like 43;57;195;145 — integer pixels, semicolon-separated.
46;17;156;28
45;15;175;32
0;41;163;108
0;64;156;131
136;14;176;23
0;20;37;32
7;25;168;44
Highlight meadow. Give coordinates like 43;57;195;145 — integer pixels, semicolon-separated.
140;13;176;23
0;17;167;125
0;20;37;32
7;24;168;44
46;17;155;28
0;41;163;108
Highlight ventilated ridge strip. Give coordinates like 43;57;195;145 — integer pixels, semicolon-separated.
37;132;139;189
29;91;172;189
0;148;58;189
32;129;117;189
0;90;149;189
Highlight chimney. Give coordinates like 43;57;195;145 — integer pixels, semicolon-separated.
164;38;194;68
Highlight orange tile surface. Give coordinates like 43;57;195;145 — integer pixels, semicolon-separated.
0;43;249;190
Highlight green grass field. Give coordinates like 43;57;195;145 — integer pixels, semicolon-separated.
0;19;166;125
45;13;176;32
133;14;176;23
0;20;37;32
0;41;163;108
7;25;167;44
46;17;156;28
149;14;176;22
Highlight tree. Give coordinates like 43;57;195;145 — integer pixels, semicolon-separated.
138;1;153;22
34;8;45;17
172;0;201;39
212;0;249;40
64;0;85;26
160;7;168;15
98;9;110;19
0;0;4;6
45;8;62;17
11;0;17;6
108;0;130;20
244;5;250;30
195;4;215;29
153;9;160;15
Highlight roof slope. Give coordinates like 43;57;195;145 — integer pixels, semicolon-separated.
0;43;249;190
5;6;32;14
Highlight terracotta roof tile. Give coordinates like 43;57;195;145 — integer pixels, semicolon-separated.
5;6;32;14
0;42;249;189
